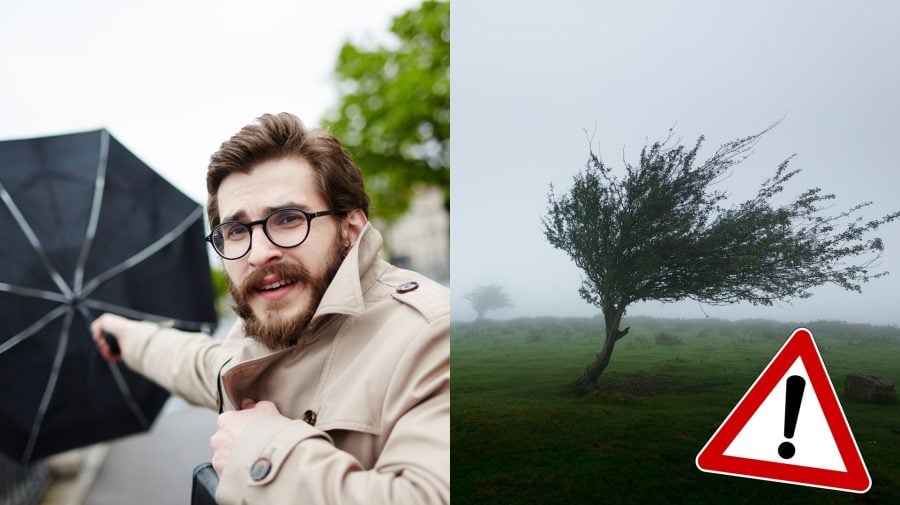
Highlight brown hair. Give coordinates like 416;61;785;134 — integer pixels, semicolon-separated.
206;112;369;227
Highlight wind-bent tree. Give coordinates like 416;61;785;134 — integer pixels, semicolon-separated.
543;126;900;390
465;284;513;321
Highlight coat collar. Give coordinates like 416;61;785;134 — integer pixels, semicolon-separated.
221;224;390;409
309;223;387;323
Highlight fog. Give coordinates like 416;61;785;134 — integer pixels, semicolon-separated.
451;1;900;325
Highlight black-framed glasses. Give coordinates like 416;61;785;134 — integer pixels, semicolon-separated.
205;208;343;260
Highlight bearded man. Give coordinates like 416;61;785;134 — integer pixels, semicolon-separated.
91;113;449;504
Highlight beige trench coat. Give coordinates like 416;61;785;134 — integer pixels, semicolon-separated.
117;225;449;504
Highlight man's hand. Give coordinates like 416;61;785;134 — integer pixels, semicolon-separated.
90;313;137;363
211;399;281;476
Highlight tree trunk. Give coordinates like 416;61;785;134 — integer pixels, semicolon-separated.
571;306;629;390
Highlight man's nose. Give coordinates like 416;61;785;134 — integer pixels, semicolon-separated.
247;228;282;267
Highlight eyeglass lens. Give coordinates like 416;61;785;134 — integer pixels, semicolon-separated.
211;209;310;259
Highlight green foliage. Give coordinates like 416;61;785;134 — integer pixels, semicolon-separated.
210;268;231;317
464;284;514;321
620;315;900;344
544;125;900;311
543;123;900;385
324;0;449;220
210;268;228;301
654;331;683;346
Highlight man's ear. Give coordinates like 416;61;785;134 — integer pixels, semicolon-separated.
341;209;368;245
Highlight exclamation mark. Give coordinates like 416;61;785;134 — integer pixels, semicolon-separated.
778;375;806;459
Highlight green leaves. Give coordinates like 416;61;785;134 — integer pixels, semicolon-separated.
324;1;449;221
544;125;900;311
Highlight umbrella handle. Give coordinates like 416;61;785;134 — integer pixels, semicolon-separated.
102;332;122;357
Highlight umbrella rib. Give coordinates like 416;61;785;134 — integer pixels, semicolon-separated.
79;206;204;298
21;307;74;463
0;304;68;356
0;282;70;303
0;181;74;299
81;298;213;333
72;308;152;432
106;362;151;430
73;130;110;294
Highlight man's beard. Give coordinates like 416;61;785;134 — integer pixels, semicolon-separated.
227;239;349;350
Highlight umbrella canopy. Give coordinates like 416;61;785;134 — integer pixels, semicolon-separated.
0;130;218;463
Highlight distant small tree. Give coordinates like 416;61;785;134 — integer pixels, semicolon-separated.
465;284;513;321
544;124;900;390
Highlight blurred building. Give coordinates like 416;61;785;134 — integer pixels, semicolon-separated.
383;187;449;284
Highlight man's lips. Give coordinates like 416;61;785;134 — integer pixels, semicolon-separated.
258;278;297;290
254;276;300;300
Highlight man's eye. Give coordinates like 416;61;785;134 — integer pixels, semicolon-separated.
276;213;304;227
226;226;247;239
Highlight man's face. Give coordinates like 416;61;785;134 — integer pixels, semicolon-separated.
217;157;348;348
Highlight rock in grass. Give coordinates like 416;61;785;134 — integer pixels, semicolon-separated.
844;374;896;404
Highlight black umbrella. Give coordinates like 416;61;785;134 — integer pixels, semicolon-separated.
0;129;218;463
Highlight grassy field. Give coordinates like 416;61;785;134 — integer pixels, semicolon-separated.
451;317;899;504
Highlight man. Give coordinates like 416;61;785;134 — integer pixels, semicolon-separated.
91;113;449;504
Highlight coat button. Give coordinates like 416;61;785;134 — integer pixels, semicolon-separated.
396;281;419;294
249;458;272;481
302;409;317;426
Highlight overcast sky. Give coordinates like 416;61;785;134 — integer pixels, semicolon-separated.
452;1;900;325
4;2;899;326
0;0;419;204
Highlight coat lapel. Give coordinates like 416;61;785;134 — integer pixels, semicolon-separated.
221;224;389;410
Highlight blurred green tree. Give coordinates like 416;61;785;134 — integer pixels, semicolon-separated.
465;284;513;321
324;0;449;221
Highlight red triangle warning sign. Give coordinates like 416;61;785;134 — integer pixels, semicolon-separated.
696;328;871;493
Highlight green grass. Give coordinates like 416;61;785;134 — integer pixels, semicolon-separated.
451;318;900;504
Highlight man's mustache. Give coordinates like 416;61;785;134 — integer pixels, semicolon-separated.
234;262;317;301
